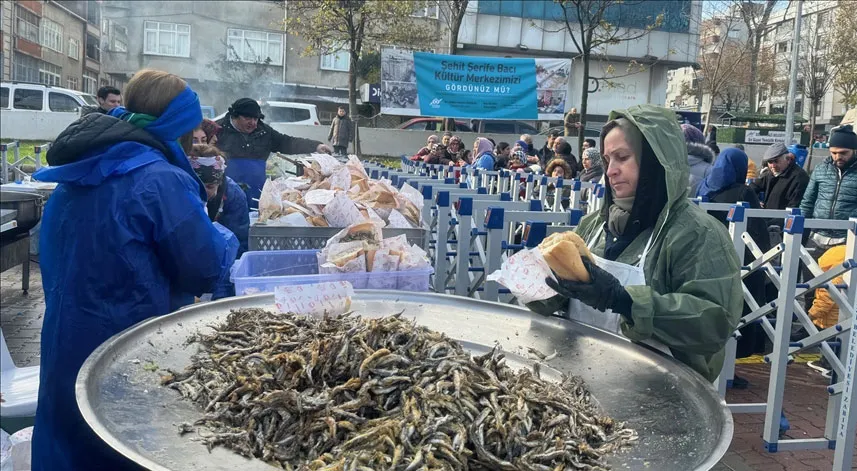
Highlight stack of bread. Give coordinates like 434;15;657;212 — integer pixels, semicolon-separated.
257;154;422;229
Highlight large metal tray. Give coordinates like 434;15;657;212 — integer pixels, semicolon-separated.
77;292;732;471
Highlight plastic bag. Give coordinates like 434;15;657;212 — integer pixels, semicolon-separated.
0;427;32;471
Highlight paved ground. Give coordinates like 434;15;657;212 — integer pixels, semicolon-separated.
2;263;855;470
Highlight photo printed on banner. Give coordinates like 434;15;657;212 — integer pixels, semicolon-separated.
381;48;420;116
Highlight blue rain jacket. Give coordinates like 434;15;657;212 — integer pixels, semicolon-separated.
30;91;237;470
216;176;250;257
226;157;266;209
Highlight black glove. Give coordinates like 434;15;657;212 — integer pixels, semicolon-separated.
525;294;568;317
544;258;634;321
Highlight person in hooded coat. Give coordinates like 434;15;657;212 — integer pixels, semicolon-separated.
30;69;239;470
528;105;742;382
697;148;772;360
328;105;354;155
682;124;715;196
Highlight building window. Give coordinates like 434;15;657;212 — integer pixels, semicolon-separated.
776;41;788;53
39;62;62;87
226;29;283;65
321;48;350;72
85;33;100;62
13;52;39;83
794;100;802;113
110;24;128;52
68;38;80;60
41;18;64;53
83;73;98;94
15;5;39;44
144;21;191;57
67;76;79;90
412;1;440;18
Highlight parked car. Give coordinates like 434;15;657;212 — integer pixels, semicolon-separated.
398;117;471;132
398;117;539;135
214;101;320;127
539;125;601;139
0;82;97;141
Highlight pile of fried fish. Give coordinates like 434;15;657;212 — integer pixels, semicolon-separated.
163;308;635;470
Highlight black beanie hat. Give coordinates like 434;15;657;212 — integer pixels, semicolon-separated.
829;125;857;149
228;98;264;120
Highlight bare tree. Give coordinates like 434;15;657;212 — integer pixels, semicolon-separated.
553;0;663;156
438;0;469;55
829;0;857;109
693;11;753;132
798;14;841;169
285;0;436;116
736;0;777;112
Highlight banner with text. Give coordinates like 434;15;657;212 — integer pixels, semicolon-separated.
380;49;570;120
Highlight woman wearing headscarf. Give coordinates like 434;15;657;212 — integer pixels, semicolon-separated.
528;105;742;382
424;143;452;166
192;118;221;145
473;137;496;170
579;147;604;183
31;69;238;470
696;147;771;362
446;135;467;165
189;144;250;259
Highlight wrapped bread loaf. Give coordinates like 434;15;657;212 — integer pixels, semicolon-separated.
538;232;595;282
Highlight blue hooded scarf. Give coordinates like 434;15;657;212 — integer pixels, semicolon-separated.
696;147;749;199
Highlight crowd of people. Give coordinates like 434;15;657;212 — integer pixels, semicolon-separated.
20;65;857;468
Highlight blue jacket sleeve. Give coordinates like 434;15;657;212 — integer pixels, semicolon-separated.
475;153;494;170
131;169;238;296
220;178;250;256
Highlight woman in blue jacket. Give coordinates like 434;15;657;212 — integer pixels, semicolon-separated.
31;69;238;470
473;137;496;170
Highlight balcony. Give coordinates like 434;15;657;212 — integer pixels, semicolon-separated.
85;33;100;69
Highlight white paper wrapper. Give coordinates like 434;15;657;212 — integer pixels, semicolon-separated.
275;281;354;318
386;209;414;228
399;244;430;271
487;248;558;303
305;189;337;206
367;248;401;290
301;153;342;177
363;206;387;226
258;179;283;222
323;193;365;227
274;212;313;227
381;234;409;253
328;165;352;191
398;182;425;211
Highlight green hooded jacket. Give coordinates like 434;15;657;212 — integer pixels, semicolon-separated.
574;105;743;381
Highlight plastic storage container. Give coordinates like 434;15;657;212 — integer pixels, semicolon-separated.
231;249;433;295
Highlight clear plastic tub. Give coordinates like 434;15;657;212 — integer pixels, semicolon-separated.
230;250;433;296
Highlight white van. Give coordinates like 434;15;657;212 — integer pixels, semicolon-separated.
214;101;320;130
0;82;97;141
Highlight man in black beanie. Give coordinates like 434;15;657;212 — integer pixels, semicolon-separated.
800;124;857;246
216;98;332;206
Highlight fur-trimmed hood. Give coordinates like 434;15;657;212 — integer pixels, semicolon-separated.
687;141;716;164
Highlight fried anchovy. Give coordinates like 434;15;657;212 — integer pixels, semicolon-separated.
163;307;635;470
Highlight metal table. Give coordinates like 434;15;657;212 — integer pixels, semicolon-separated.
77;292;732;471
0;209;17;233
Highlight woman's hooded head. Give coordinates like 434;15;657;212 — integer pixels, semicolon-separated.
696;148;749;199
474;137;494;157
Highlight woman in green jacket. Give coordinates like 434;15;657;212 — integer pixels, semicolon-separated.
529;105;743;381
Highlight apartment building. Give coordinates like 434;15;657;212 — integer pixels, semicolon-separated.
1;0;102;93
759;0;844;128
